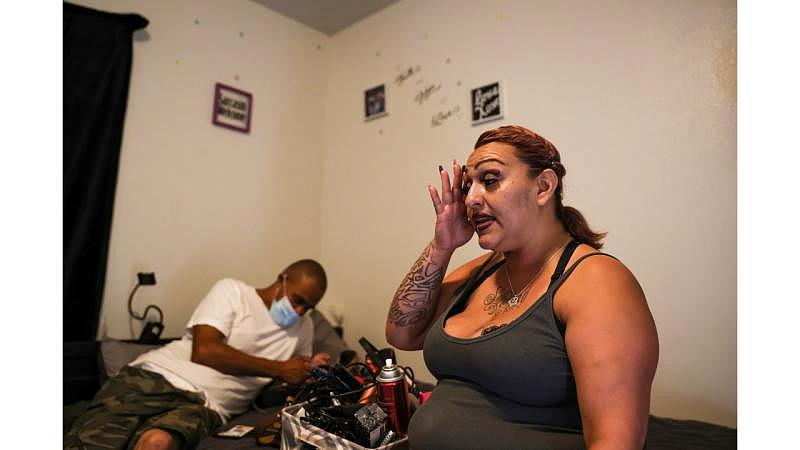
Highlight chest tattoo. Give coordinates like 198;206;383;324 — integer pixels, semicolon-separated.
482;286;520;318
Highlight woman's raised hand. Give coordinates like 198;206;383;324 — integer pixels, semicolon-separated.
427;160;474;253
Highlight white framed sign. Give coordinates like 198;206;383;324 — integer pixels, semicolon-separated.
212;83;252;133
471;81;503;126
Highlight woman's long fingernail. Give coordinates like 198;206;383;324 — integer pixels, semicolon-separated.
438;165;444;172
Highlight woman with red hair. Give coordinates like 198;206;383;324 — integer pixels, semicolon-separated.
387;125;658;449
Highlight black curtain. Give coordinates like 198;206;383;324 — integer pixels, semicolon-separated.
63;3;148;342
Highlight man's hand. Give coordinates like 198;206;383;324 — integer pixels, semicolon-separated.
278;355;313;384
191;325;317;382
309;352;331;368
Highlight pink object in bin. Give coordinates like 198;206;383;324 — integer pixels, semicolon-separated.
419;391;432;404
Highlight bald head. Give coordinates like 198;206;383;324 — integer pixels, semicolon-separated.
280;259;327;304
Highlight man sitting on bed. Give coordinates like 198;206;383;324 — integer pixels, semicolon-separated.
65;259;331;450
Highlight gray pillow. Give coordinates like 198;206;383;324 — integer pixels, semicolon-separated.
100;339;161;377
309;310;351;362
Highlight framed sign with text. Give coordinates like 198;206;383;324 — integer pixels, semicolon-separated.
212;83;252;133
471;81;503;126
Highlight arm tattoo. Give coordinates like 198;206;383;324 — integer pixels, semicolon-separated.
389;243;445;327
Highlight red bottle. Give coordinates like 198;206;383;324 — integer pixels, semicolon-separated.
377;358;411;436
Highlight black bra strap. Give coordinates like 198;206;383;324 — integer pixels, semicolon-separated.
548;240;581;288
548;250;618;338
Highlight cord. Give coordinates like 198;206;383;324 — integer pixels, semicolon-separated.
141;305;164;323
330;382;376;400
403;365;415;383
345;362;376;380
128;282;164;323
402;365;421;396
127;283;141;318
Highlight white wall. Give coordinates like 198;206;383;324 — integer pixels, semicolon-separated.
70;0;736;427
71;0;331;340
319;0;736;427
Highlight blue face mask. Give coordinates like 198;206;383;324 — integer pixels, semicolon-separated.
269;276;299;328
269;296;299;328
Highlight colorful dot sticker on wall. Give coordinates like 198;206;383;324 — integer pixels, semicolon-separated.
379;129;384;135
239;31;245;38
174;58;181;65
194;19;199;25
375;51;381;57
235;74;240;81
457;81;462;86
423;32;429;39
445;57;451;64
498;12;505;20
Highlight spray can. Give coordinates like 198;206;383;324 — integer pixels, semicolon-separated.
376;358;411;436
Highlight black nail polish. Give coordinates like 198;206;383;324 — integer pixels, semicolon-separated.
438;165;444;172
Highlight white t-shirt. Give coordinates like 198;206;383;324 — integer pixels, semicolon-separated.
130;278;313;421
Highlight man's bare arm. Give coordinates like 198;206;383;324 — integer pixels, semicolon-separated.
191;325;311;384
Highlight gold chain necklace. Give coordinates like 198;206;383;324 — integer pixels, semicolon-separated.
503;240;570;306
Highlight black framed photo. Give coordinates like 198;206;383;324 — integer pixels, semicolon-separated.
471;81;503;126
364;84;388;121
212;82;252;133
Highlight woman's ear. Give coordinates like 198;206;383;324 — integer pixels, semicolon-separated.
536;169;558;206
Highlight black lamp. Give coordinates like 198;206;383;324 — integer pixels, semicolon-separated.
128;271;164;344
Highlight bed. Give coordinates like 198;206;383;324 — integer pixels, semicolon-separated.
63;311;736;449
63;310;353;448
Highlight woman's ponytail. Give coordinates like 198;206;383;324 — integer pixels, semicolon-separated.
556;203;606;250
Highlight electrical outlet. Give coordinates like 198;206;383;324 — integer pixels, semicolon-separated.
138;272;156;285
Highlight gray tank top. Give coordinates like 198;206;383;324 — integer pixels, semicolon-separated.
409;243;616;449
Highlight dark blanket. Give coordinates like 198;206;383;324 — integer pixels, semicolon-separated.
646;415;736;449
193;411;736;449
196;408;283;449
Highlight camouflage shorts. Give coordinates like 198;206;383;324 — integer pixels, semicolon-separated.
64;365;222;450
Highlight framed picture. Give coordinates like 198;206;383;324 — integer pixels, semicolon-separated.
364;84;388;121
471;81;503;126
212;83;252;133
